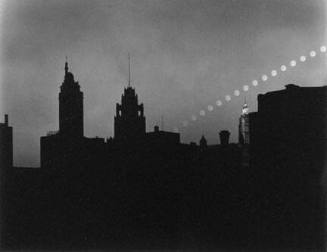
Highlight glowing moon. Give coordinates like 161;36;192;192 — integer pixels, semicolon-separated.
280;65;287;71
234;90;240;96
216;100;222;106
290;60;296;67
173;48;322;130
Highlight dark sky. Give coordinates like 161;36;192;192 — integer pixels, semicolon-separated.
0;0;326;167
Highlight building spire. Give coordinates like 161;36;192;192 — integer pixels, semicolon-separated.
65;56;68;75
128;52;131;87
242;96;249;114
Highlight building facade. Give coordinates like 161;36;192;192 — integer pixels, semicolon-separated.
248;84;327;249
0;114;13;171
249;84;327;170
238;101;249;145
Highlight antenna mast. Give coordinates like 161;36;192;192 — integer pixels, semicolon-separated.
65;56;68;74
128;53;131;87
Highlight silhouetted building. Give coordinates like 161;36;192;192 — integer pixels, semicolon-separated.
238;100;249;145
13;61;327;251
219;130;230;146
250;84;327;171
0;114;13;247
199;135;207;151
249;84;327;250
59;61;84;137
145;125;180;146
0;114;13;171
114;56;145;143
114;85;145;143
41;61;87;170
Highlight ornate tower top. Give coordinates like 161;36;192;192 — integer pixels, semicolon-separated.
242;98;249;115
128;52;131;88
59;58;83;137
65;57;68;75
200;135;207;148
114;56;146;142
239;98;250;145
63;59;76;85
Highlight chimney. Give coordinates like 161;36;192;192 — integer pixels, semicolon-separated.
219;130;230;146
4;114;8;126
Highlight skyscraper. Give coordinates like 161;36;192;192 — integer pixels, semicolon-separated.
59;60;84;137
114;86;146;143
238;100;249;145
248;84;327;249
0;114;13;170
114;56;145;143
41;61;85;169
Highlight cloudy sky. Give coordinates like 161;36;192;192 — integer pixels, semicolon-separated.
0;0;326;167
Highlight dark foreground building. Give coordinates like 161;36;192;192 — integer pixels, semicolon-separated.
0;114;13;172
1;63;326;251
249;84;327;249
238;100;249;145
0;114;13;245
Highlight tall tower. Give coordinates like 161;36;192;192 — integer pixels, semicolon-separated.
114;55;146;142
238;100;249;145
59;60;84;137
0;114;13;170
199;135;207;150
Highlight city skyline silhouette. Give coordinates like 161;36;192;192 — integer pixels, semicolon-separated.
0;1;327;250
1;56;326;250
1;0;326;167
